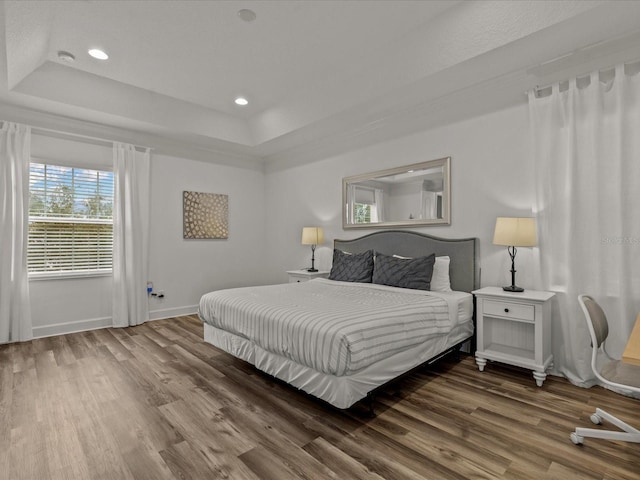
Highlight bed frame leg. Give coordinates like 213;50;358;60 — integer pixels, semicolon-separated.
365;393;376;417
454;344;462;361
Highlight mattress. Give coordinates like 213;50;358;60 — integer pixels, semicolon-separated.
199;279;471;377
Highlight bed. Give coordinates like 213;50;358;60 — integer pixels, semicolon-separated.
199;230;479;410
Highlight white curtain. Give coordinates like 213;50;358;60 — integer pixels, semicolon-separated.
373;188;385;222
0;122;32;342
529;63;640;386
346;183;355;223
112;142;151;327
421;191;437;219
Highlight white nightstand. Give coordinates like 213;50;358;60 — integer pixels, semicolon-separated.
473;286;555;387
286;270;330;283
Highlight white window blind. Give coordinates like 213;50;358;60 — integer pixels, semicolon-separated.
353;185;375;204
28;162;114;276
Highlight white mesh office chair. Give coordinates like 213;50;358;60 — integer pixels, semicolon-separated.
570;295;640;445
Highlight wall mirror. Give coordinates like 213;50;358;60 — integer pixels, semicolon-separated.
343;157;450;229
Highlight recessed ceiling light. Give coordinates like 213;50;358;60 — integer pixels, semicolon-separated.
237;9;256;22
57;50;76;63
88;48;109;60
235;97;249;106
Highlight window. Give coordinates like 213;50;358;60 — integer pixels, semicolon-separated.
28;162;114;277
353;202;372;223
350;185;382;224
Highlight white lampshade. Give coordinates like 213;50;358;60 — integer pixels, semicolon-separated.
301;227;324;245
493;217;537;247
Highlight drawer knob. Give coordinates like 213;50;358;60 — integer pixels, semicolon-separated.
504;308;510;313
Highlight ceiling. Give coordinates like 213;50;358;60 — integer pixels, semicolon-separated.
2;0;640;170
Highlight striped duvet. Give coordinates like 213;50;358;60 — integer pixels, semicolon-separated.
198;278;452;377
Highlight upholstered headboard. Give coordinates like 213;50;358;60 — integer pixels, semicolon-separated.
334;230;479;293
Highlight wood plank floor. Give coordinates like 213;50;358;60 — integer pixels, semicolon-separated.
1;315;639;480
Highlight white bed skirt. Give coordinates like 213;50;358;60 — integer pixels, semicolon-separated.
204;320;473;409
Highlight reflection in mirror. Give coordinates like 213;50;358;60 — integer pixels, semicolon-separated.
343;157;450;229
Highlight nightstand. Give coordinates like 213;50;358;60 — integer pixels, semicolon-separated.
286;270;330;283
473;286;555;387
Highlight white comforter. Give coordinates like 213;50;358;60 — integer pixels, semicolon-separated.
198;278;453;377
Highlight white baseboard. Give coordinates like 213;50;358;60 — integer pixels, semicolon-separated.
32;316;112;339
149;304;198;321
31;305;199;339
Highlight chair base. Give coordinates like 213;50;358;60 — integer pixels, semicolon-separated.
570;408;640;444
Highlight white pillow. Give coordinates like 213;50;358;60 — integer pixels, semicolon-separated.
392;254;452;292
431;256;452;292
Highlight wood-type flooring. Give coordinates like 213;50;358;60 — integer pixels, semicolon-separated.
1;315;638;479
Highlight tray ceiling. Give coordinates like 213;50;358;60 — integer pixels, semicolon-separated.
2;1;640;168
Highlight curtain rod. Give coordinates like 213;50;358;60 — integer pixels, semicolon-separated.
526;58;640;97
30;125;152;152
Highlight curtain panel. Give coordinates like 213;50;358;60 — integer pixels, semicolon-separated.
112;142;151;328
0;122;33;343
529;63;640;386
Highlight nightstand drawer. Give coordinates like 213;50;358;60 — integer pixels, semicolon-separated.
483;300;534;322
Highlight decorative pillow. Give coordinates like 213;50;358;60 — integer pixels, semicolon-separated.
393;254;452;292
329;249;374;283
373;253;435;290
431;256;452;292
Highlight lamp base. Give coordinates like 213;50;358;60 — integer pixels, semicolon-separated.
307;268;318;272
503;285;524;292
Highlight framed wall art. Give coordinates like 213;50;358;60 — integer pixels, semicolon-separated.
183;191;228;239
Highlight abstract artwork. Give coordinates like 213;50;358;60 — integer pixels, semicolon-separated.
183;191;228;239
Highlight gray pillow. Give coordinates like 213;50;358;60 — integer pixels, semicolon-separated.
372;253;435;290
329;249;374;283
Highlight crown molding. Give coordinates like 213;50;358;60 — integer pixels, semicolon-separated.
1;101;265;171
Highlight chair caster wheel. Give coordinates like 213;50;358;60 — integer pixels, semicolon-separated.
590;413;602;425
570;432;583;445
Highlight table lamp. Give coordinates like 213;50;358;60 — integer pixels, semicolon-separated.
301;227;324;272
493;217;537;292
